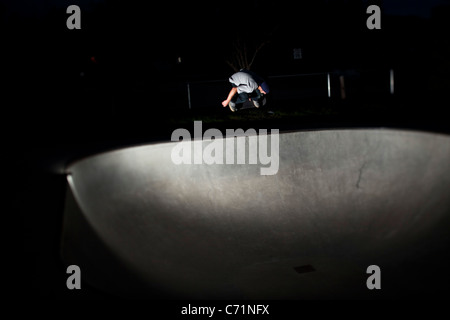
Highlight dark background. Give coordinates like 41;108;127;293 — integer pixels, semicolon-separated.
5;0;450;132
6;0;450;300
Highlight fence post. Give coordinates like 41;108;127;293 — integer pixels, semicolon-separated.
339;75;346;99
187;82;192;109
390;69;394;95
327;73;331;98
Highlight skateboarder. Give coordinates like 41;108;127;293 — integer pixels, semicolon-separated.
221;69;269;112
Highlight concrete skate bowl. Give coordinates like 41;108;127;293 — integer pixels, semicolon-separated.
61;129;450;299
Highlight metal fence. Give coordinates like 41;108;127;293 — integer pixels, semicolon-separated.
184;69;395;109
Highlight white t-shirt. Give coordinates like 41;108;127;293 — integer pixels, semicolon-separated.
229;71;259;94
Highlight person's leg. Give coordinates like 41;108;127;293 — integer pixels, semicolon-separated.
228;92;248;112
249;89;263;108
229;92;248;112
233;92;249;104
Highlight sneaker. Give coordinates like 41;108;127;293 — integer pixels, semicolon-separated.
252;99;260;108
229;101;237;112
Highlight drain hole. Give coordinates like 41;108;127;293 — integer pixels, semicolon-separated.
294;265;315;274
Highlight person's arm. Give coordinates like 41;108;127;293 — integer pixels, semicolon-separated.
258;86;267;95
221;87;238;107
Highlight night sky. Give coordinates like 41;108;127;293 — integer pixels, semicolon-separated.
5;0;449;82
4;0;449;17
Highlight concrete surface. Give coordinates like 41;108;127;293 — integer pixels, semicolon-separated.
61;128;450;299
